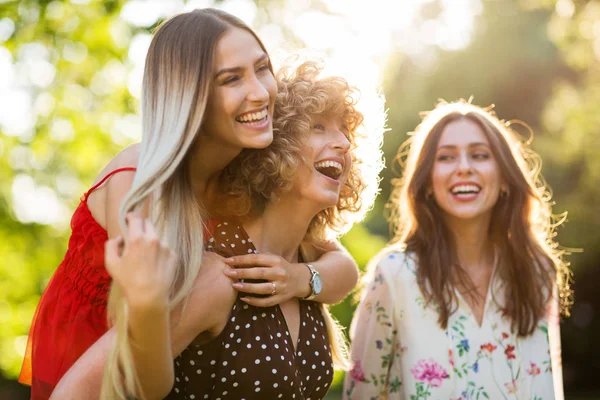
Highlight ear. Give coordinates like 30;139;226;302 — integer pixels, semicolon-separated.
500;182;510;197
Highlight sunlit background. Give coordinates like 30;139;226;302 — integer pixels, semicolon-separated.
1;0;599;398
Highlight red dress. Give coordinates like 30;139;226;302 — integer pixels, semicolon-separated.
19;167;136;400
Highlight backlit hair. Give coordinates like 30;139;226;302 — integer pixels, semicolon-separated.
386;99;573;336
222;60;384;242
221;60;386;368
101;9;273;400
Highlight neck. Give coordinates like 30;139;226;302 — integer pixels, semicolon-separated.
445;214;494;271
243;195;321;262
187;134;243;206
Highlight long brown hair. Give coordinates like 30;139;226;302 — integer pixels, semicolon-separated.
102;9;273;400
387;99;573;337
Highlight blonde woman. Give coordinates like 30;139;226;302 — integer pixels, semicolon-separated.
20;9;359;400
106;60;384;400
344;100;572;400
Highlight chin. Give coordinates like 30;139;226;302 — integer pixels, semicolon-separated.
444;207;491;222
245;131;273;149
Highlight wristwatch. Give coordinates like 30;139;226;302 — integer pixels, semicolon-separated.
302;263;322;301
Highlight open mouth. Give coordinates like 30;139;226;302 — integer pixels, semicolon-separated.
315;160;343;181
450;184;481;197
235;108;269;126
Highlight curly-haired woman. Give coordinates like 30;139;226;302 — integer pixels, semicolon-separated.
103;60;385;400
344;100;572;400
21;9;362;400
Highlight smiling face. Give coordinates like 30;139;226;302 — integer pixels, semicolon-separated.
431;118;506;226
290;115;351;209
201;27;277;151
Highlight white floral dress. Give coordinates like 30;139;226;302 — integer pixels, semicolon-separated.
344;251;563;400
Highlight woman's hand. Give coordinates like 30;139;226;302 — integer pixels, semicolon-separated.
223;253;311;307
105;213;177;310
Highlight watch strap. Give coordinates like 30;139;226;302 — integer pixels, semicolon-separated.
302;263;318;300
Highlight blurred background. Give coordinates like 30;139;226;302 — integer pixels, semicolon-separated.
0;0;597;398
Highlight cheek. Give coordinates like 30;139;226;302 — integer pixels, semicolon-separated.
215;87;245;116
342;153;352;180
479;162;503;188
431;163;452;189
261;73;277;100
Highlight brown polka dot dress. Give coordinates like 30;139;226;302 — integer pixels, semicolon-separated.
164;220;334;400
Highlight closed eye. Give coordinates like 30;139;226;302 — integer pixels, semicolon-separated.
222;75;240;85
256;63;270;72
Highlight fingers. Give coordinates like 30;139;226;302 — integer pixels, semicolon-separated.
240;295;280;308
224;253;281;268
224;266;280;281
105;236;124;277
126;212;145;240
232;281;281;296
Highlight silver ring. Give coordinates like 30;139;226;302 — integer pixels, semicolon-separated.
270;282;277;296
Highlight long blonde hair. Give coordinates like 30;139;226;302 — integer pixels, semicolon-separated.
101;9;273;400
386;99;573;336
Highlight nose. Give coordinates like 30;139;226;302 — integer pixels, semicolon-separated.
457;152;472;175
331;129;351;153
246;73;270;104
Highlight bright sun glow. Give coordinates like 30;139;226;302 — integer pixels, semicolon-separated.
4;0;482;225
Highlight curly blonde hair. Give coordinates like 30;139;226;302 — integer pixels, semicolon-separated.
221;60;384;243
219;59;385;370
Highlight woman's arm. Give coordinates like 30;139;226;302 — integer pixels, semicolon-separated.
343;261;403;400
102;214;177;400
223;239;359;306
51;251;236;400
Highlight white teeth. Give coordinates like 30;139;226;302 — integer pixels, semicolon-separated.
451;184;480;194
236;108;268;122
314;160;343;172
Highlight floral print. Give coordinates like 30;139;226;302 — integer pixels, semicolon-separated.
344;251;564;400
410;359;450;399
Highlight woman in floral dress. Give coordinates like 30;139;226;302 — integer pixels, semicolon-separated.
344;100;572;400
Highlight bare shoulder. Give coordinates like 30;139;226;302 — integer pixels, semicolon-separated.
369;248;416;282
173;251;238;354
191;251;238;333
91;143;140;186
87;143;140;233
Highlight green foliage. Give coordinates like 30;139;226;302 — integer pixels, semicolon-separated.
0;0;135;379
1;0;599;398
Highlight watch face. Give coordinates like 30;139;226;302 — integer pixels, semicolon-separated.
313;272;323;295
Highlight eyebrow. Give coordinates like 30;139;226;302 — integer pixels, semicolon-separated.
437;142;490;150
214;53;269;80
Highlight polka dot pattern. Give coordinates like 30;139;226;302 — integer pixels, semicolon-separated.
165;220;333;399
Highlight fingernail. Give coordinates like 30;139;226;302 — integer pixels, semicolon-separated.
225;257;235;263
232;282;243;289
224;269;237;277
241;297;251;303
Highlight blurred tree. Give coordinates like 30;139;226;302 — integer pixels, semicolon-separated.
519;0;600;394
1;0;598;399
0;0;135;383
0;0;377;396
